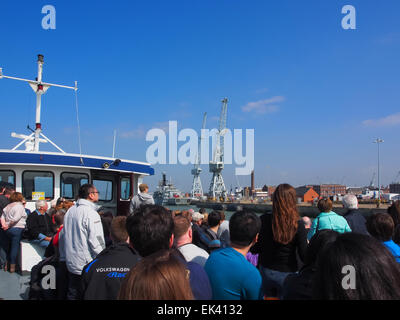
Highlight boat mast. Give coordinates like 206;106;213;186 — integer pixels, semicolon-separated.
0;54;78;152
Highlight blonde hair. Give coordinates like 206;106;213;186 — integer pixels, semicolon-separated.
139;184;148;192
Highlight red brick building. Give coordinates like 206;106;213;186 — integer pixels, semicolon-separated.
307;184;346;197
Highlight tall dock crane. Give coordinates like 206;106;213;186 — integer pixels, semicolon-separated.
191;112;207;198
209;98;228;200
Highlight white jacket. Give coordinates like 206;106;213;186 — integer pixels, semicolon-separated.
59;199;105;275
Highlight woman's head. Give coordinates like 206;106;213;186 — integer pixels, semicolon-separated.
54;209;66;227
313;233;400;300
317;198;333;213
55;200;74;211
9;192;24;203
272;183;299;244
118;249;193;300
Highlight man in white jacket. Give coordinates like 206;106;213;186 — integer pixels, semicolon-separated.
59;183;105;300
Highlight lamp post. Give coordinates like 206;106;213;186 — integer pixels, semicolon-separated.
373;138;384;207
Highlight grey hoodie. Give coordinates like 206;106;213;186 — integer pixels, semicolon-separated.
129;192;155;214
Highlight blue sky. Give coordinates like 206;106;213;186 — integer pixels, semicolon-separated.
0;0;399;192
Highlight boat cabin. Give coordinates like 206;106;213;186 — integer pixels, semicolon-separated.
0;54;155;215
0;150;154;216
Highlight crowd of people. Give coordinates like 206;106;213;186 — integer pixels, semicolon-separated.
1;181;400;300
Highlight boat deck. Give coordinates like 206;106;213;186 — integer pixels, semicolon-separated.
0;270;30;300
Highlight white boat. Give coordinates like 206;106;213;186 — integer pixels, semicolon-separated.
153;172;192;206
0;55;154;216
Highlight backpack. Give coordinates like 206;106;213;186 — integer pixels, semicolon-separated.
28;255;59;300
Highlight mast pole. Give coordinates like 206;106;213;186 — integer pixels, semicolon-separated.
34;54;44;152
1;54;77;152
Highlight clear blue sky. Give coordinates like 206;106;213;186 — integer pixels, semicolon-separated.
1;0;399;192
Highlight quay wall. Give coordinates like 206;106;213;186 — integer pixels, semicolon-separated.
195;202;387;219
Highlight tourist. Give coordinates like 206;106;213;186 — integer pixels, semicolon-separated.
201;210;209;229
191;211;209;251
307;198;351;240
205;211;263;300
301;216;312;231
44;208;67;258
217;211;230;248
366;213;400;262
59;184;105;300
22;199;31;216
251;183;308;299
0;183;14;270
56;197;66;208
0;192;27;273
118;249;194;300
342;194;369;235
125;204;212;300
282;230;339;300
313;233;400;299
25;200;55;248
203;210;222;253
387;200;400;245
82;216;140;300
100;211;114;248
129;183;154;214
0;183;14;215
174;215;209;267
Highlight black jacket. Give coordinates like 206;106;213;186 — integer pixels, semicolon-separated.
282;265;314;300
26;211;55;240
81;243;141;300
343;209;369;235
192;223;220;254
0;195;9;214
251;213;308;272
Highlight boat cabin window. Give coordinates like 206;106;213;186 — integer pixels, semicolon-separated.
93;179;113;201
22;171;54;200
0;170;15;185
61;172;89;200
120;177;131;200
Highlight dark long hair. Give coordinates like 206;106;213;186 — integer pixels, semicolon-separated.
305;230;340;267
272;184;299;244
313;233;400;300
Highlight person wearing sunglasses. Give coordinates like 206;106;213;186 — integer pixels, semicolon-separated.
59;184;105;300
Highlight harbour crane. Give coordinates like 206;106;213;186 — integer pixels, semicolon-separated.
191;112;207;198
369;172;376;188
393;171;400;184
209;98;228;200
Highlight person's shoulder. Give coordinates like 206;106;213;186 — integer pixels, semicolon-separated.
185;243;208;253
260;213;271;221
297;218;307;229
28;210;39;216
82;257;101;275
